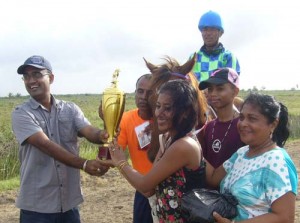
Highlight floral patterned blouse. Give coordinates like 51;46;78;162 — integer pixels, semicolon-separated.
155;165;205;223
155;168;186;222
154;133;205;222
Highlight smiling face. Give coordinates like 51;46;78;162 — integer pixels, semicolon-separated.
22;66;53;102
155;92;175;135
237;103;277;148
206;83;238;109
201;27;222;48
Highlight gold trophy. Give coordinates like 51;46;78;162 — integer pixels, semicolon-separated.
98;69;126;160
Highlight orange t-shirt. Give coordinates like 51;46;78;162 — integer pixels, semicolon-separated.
118;109;152;175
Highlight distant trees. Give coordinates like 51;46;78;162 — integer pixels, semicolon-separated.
245;86;259;92
8;92;22;98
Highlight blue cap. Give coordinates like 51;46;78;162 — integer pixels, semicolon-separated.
198;10;224;32
17;55;52;74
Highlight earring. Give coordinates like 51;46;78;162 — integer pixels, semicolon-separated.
270;131;273;139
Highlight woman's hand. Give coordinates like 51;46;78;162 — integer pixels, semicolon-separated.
98;136;126;169
213;212;234;223
108;138;127;166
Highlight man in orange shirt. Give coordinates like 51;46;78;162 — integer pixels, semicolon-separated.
118;74;154;222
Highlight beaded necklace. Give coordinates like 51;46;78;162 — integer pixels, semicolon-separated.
211;113;236;153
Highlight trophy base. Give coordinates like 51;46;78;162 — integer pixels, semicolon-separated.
98;145;111;160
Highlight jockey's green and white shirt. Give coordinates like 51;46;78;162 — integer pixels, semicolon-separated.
221;146;298;221
191;43;240;82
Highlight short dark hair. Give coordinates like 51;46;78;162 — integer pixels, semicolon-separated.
136;74;152;88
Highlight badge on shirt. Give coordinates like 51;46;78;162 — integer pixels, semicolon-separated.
135;121;151;150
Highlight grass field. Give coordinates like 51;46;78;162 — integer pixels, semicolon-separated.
0;90;300;184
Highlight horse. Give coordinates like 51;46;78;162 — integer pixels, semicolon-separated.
143;54;210;162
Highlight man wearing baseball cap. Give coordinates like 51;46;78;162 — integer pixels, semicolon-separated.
17;55;53;74
12;55;109;223
198;68;244;170
199;67;240;90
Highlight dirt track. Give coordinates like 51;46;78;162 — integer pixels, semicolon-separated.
0;140;299;223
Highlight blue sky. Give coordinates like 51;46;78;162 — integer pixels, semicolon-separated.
0;0;299;97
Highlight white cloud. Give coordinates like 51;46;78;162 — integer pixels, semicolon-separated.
1;0;300;97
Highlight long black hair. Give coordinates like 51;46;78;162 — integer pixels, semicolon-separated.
241;92;290;147
158;79;199;144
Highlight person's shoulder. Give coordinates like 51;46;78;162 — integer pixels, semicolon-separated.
222;48;237;57
14;100;29;109
169;137;201;163
236;145;249;154
56;98;80;110
119;109;140;126
12;100;31;113
173;136;200;152
125;108;138;114
269;147;290;159
207;119;216;125
122;108;138;117
55;97;72;105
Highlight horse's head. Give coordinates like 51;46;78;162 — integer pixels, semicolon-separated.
143;54;209;162
144;54;196;117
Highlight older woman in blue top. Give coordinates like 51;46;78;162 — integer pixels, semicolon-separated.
206;92;298;223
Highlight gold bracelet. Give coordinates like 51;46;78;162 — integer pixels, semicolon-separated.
116;160;127;167
117;160;129;173
118;161;128;170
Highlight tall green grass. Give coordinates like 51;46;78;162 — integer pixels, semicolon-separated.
0;96;28;181
0;90;299;184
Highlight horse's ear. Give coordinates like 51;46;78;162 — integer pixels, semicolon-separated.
178;53;196;75
143;57;157;73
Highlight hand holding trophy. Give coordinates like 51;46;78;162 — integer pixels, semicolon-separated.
98;69;126;160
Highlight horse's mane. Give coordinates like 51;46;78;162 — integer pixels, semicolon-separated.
144;55;209;162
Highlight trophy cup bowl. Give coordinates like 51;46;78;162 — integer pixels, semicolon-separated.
98;69;125;160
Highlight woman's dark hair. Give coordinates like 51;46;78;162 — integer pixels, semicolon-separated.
241;92;289;147
158;79;199;144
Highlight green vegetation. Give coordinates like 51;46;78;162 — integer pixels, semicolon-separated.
238;90;300;138
0;177;19;191
238;90;300;115
0;90;300;190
